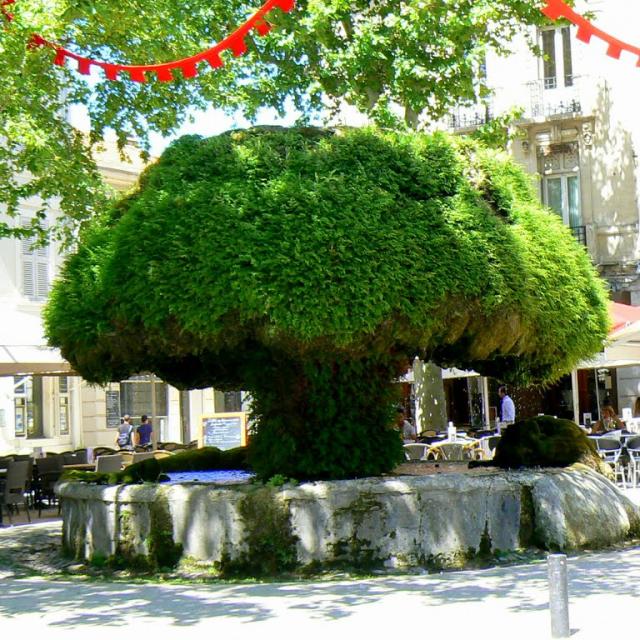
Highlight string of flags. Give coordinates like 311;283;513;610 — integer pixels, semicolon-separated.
541;0;640;63
1;0;295;82
2;0;637;84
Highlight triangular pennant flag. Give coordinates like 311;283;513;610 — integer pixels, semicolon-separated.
155;67;174;82
53;49;67;66
254;19;272;36
206;51;223;68
576;25;592;44
180;61;198;78
272;0;295;12
128;68;146;83
103;64;120;81
606;43;622;59
78;58;92;75
229;34;248;57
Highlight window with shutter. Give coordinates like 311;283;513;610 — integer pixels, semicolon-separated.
20;217;49;301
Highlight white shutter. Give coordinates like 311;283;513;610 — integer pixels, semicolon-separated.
36;261;49;299
22;260;35;299
20;216;49;300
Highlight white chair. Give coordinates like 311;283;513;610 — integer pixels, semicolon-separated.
403;443;429;461
95;454;123;473
626;436;640;488
594;438;626;487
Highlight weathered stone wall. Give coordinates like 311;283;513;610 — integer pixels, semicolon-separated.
57;467;640;573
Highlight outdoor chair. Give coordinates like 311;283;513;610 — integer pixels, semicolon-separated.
153;450;173;460
1;460;32;524
427;442;476;462
478;435;501;460
118;452;134;467
95;454;123;473
626;436;640;488
403;443;429;461
34;455;64;516
72;449;89;464
131;452;155;464
595;437;626;486
93;447;117;457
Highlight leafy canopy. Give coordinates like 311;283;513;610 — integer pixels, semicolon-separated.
1;0;551;243
45;126;609;387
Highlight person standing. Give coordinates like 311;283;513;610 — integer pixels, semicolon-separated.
498;386;516;424
116;415;135;450
136;414;153;450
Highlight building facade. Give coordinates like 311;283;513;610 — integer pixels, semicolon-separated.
446;0;640;422
0;136;247;455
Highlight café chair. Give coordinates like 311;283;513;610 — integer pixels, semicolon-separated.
403;443;429;461
626;436;640;488
95;454;123;473
1;460;32;524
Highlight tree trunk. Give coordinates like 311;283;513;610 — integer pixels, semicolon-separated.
247;353;406;480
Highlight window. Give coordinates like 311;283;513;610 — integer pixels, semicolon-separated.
542;27;573;89
20;217;49;300
540;145;582;229
120;377;168;423
13;375;44;438
58;377;70;435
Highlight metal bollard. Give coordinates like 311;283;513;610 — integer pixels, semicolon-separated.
548;553;570;638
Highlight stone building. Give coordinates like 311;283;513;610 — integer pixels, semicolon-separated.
0;135;245;455
446;0;640;421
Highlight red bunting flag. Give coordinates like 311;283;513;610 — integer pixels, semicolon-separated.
542;0;640;63
3;0;296;83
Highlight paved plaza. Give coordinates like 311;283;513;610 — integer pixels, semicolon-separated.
2;493;640;640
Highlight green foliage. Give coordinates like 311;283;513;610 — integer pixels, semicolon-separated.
46;126;609;480
62;446;250;485
218;487;299;577
492;416;604;471
3;1;552;243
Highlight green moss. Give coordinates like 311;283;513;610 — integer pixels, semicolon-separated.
46;126;609;481
148;494;183;569
217;487;298;577
327;493;386;570
493;416;605;472
65;446;250;485
519;485;537;548
478;522;493;558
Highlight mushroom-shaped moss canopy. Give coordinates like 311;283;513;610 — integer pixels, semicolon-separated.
45;126;609;388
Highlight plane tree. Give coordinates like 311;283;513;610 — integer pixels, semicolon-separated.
45;126;609;480
2;0;550;243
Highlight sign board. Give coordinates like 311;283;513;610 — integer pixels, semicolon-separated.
199;412;247;450
106;390;121;429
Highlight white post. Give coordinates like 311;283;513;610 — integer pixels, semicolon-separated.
150;374;158;450
548;554;570;638
571;369;580;425
482;376;491;429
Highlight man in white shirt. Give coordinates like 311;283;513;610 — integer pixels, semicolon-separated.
499;386;516;423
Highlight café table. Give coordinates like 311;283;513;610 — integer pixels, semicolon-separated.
63;463;96;472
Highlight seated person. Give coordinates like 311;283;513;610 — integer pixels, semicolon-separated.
395;407;416;443
592;405;624;434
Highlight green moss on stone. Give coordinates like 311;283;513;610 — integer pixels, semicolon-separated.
217;487;298;577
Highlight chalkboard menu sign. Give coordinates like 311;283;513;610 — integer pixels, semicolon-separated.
199;412;247;450
106;390;121;429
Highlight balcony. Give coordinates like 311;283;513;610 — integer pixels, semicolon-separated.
526;76;583;121
447;105;493;132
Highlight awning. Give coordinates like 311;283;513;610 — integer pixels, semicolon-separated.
578;302;640;369
0;308;72;376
